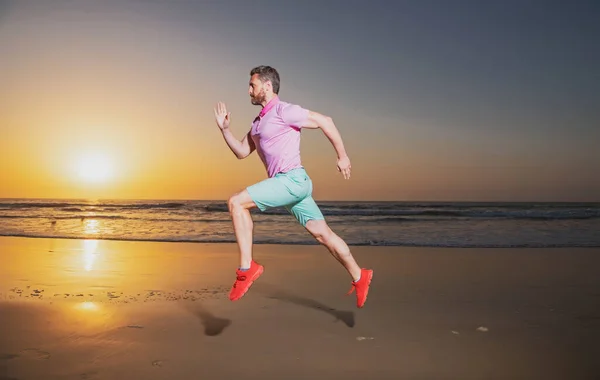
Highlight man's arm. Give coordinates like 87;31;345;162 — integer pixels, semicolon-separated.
221;129;255;159
302;110;352;179
214;101;255;159
302;111;348;159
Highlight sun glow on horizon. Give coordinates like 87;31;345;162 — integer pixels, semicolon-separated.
76;152;114;183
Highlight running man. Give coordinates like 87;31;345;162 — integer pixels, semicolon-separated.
214;65;373;308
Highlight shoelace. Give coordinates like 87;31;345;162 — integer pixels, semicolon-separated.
232;275;246;289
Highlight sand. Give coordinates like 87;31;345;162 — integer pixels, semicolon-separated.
0;236;599;379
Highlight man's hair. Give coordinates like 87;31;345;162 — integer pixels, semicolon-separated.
250;65;280;94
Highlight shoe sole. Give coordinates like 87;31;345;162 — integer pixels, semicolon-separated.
230;265;264;301
357;270;373;308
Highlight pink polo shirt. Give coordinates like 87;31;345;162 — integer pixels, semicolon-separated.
251;96;309;178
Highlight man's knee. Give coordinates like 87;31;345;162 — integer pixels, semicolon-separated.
228;190;256;213
228;193;243;212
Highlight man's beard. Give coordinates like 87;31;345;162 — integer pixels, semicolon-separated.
250;90;266;105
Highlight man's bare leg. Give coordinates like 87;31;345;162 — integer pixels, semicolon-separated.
305;219;362;281
227;190;258;269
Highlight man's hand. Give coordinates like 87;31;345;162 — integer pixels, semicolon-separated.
214;101;231;131
337;156;351;179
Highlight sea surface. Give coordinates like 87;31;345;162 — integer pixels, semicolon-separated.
0;199;599;247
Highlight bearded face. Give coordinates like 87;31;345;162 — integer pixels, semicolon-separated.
248;74;269;105
250;87;267;105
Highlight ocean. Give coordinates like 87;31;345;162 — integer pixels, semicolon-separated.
0;199;598;247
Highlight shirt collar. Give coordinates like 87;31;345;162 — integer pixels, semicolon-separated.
258;96;280;118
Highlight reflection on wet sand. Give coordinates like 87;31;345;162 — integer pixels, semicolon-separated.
75;301;99;312
82;239;98;272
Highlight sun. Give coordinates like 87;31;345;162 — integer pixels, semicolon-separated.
77;153;113;183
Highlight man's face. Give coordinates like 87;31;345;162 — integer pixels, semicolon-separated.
249;74;268;105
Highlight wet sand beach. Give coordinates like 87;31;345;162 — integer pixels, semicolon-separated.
1;236;599;379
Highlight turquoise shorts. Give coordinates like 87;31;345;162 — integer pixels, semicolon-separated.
246;167;325;227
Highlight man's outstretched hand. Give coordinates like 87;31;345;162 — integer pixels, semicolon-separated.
337;156;351;179
214;102;231;131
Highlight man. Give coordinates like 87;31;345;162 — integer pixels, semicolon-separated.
214;65;373;308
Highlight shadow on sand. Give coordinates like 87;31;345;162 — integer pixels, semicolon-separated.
184;302;232;336
253;283;355;328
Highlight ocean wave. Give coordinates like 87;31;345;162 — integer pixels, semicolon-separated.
1;200;599;221
1;232;598;248
0;214;231;223
1;211;599;222
3;214;599;224
0;201;188;210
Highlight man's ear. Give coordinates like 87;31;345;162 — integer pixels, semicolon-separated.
264;80;273;92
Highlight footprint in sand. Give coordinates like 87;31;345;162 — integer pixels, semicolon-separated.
0;353;20;361
79;370;99;379
20;348;50;360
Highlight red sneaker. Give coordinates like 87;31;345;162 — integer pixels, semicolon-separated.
346;269;373;308
229;260;264;301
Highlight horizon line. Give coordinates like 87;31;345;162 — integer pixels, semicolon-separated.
0;197;598;204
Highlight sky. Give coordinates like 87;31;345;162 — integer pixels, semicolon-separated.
0;0;598;201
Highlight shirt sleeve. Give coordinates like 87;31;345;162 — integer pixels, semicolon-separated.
279;103;309;128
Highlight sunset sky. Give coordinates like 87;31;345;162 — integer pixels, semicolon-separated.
1;0;598;202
